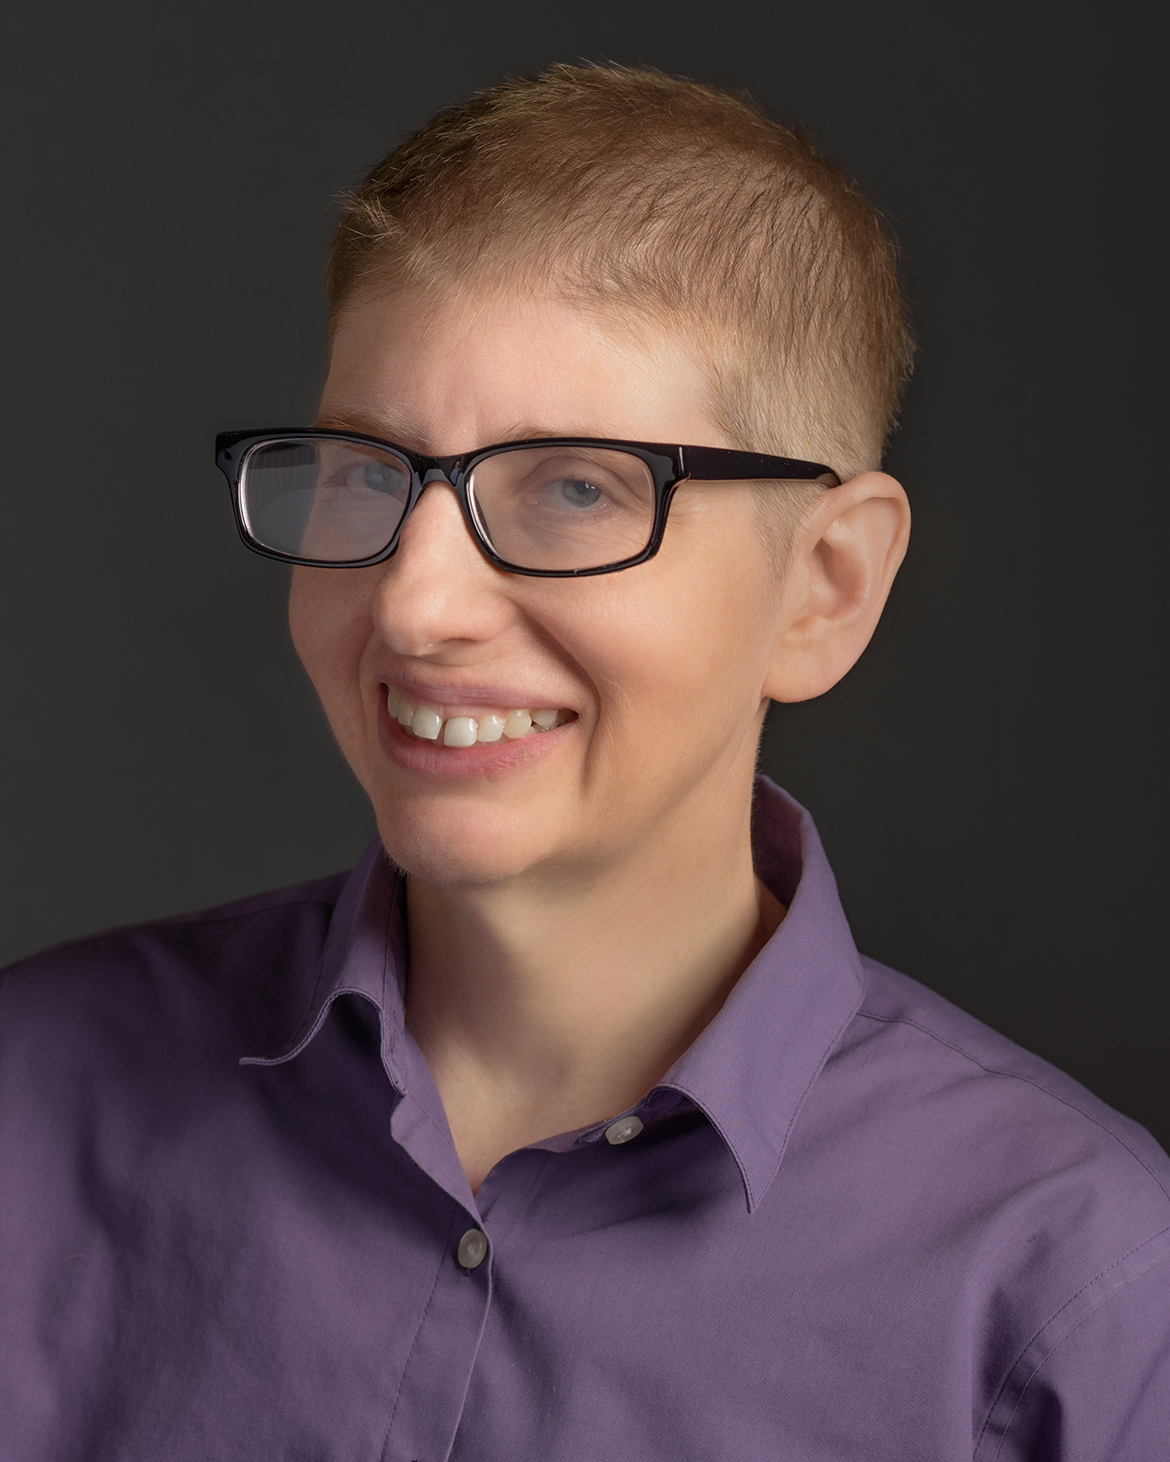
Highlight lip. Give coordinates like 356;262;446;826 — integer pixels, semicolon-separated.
376;690;574;779
382;673;574;720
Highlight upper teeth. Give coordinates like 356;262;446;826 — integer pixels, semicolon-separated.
387;687;566;746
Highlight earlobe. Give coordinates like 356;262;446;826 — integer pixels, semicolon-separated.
762;471;910;704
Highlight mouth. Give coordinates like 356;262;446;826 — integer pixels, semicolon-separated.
386;685;577;747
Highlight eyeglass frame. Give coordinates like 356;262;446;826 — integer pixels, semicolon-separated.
215;427;841;579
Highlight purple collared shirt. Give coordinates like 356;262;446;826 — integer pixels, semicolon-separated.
2;779;1169;1460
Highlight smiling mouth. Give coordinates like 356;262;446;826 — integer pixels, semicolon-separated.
386;686;576;747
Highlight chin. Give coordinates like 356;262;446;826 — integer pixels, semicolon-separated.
371;795;560;889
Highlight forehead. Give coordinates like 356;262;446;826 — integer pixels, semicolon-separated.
319;286;726;457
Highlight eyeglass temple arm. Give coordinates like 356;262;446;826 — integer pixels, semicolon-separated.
680;445;840;487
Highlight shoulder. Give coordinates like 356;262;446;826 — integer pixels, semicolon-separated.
2;871;349;977
826;957;1170;1351
800;959;1170;1454
847;955;1170;1206
0;871;351;1063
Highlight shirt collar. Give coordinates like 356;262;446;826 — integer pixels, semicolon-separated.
659;777;865;1210
241;832;411;1088
247;776;864;1214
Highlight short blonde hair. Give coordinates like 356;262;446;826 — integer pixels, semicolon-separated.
328;63;914;486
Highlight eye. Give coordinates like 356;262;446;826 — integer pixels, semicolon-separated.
539;477;607;510
348;462;405;495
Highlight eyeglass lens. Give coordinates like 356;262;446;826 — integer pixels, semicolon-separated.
240;439;412;562
239;438;658;571
469;446;655;570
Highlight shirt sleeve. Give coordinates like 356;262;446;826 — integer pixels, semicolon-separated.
981;1244;1170;1461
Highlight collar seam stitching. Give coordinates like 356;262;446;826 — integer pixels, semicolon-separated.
381;865;406;1084
662;1079;760;1209
245;922;339;1064
759;989;865;1204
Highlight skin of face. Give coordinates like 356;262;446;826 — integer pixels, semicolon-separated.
290;285;909;1186
292;286;825;894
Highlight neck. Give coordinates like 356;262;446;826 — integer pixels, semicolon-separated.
404;777;785;1193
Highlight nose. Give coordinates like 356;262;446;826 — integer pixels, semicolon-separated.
371;480;515;657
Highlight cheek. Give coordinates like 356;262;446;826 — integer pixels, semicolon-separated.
640;499;779;694
547;550;775;737
288;568;371;722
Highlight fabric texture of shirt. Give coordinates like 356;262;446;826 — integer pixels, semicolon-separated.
2;778;1169;1461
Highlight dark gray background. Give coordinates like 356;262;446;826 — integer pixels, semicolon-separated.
3;2;1165;1143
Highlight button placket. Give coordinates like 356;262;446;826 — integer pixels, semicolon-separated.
382;1205;493;1462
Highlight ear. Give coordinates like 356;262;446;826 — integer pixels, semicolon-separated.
762;471;910;704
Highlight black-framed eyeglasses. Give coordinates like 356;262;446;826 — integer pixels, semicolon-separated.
216;428;840;578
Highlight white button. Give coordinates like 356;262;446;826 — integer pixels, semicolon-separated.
604;1115;644;1145
457;1228;489;1270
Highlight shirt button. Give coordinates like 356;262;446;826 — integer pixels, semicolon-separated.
457;1228;489;1270
605;1115;644;1145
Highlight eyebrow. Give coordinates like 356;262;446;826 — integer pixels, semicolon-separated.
312;409;426;444
311;411;621;455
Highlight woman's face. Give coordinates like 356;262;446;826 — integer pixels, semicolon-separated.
289;286;795;889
